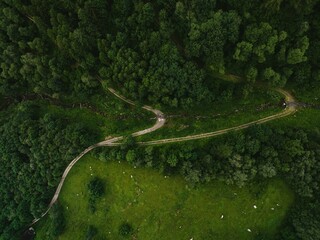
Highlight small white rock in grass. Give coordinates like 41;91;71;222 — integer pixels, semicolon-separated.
276;203;280;207
253;205;257;209
134;166;137;168
91;173;93;176
179;226;182;229
220;215;224;219
271;208;275;211
118;161;121;163
247;229;252;232
131;175;133;179
123;171;125;174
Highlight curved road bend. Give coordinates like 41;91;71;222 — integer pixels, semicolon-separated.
31;87;296;225
31;89;165;225
107;88;166;137
137;105;296;145
107;88;297;146
24;13;297;228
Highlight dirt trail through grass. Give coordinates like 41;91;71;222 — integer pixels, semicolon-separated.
30;83;298;226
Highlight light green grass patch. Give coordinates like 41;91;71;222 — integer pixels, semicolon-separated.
54;91;155;138
287;84;320;105
36;156;294;240
138;87;282;141
270;108;320;130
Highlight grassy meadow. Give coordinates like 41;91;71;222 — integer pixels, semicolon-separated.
35;156;294;240
269;108;320;131
138;87;282;141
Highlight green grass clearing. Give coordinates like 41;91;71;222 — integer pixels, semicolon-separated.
0;90;155;142
52;90;155;138
291;85;320;105
40;100;153;141
269;108;320;130
138;87;282;141
35;156;294;240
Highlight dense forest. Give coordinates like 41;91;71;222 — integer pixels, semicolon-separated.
1;0;320;239
1;0;320;107
0;102;99;238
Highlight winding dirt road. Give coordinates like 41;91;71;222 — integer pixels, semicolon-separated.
31;88;165;225
31;86;297;225
107;88;165;137
106;88;297;146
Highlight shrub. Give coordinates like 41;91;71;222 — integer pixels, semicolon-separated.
88;177;105;198
86;225;97;240
118;222;133;237
87;177;105;213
